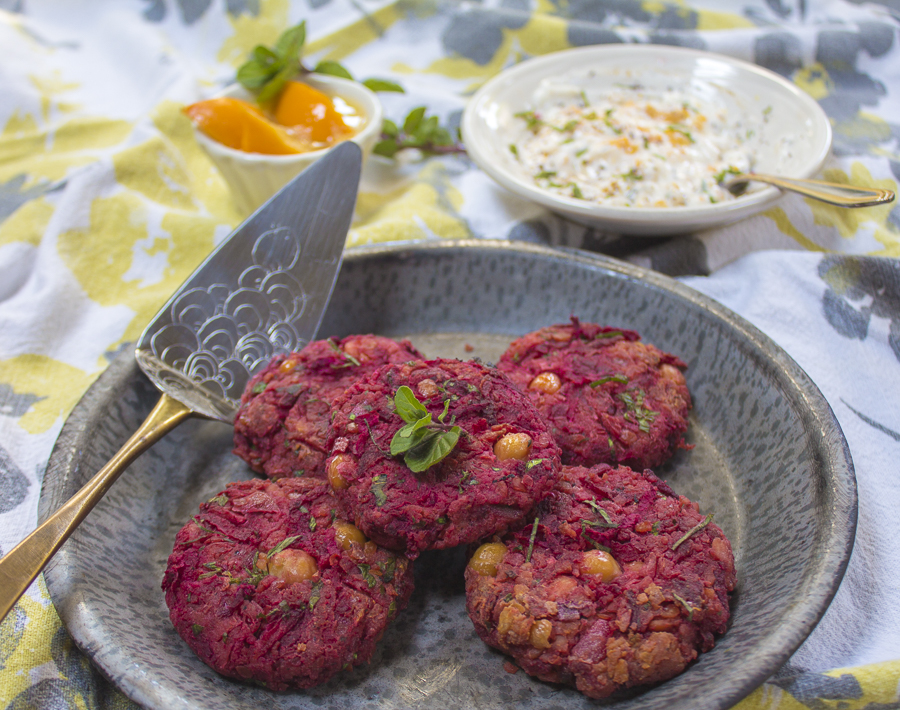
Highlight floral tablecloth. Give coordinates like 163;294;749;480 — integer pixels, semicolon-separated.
1;1;899;708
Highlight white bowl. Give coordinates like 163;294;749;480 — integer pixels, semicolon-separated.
192;74;382;216
462;45;832;236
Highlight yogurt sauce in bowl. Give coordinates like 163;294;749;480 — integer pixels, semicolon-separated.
509;83;784;208
462;45;831;235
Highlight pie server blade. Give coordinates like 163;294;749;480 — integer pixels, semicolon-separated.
0;141;363;621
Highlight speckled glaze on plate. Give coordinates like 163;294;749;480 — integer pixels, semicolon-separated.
41;241;856;710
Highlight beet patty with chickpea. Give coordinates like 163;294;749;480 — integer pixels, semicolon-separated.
233;334;423;480
162;476;414;690
497;318;691;469
465;464;735;699
326;358;562;558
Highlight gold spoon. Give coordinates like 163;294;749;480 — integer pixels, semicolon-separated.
722;174;895;207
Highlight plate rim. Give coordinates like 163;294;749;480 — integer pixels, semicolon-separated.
461;45;834;235
41;240;857;710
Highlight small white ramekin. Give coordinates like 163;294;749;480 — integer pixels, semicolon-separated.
192;74;383;216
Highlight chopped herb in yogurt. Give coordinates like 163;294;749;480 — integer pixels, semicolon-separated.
509;87;765;208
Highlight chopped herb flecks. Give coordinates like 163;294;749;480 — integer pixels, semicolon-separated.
357;564;378;588
268;535;301;556
671;513;714;551
589;374;628;388
525;516;540;563
673;592;696;622
511;88;756;208
371;474;388;506
603;108;621;134
618;389;658;433
515;110;543;132
552;119;579;133
585;499;618;527
328;339;361;368
579;520;612;552
667;124;695;142
379;557;397;583
189;516;238;544
714;165;743;183
309;580;323;609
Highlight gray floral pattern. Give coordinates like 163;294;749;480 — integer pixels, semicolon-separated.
0;445;28;517
818;255;900;362
1;0;899;708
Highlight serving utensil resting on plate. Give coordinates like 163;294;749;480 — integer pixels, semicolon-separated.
0;141;362;622
41;241;856;710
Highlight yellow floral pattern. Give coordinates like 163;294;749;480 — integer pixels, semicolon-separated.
1;0;899;708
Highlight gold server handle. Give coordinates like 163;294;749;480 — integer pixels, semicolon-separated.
0;394;192;622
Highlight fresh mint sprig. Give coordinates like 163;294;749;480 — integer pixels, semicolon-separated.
389;385;461;473
237;23;464;161
237;21;404;103
374;107;466;159
237;23;306;103
313;59;404;94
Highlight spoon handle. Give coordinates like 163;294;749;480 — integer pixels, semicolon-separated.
725;174;895;207
0;394;193;623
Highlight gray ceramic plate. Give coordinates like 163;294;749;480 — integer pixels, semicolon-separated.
42;241;856;710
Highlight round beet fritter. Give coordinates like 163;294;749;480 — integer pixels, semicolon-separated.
233;335;422;479
465;464;735;699
162;477;414;690
497;318;692;469
326;358;562;558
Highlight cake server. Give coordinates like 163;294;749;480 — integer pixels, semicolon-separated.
0;141;362;622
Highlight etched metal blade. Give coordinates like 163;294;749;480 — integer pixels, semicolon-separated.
135;141;362;423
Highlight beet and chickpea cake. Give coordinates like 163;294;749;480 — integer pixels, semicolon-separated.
326;358;562;558
497;318;691;470
233;334;423;480
465;464;735;699
162;477;414;690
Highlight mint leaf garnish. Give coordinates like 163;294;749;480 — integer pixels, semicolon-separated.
362;78;405;93
374;106;465;159
237;22;306;103
404;427;461;473
237;21;405;108
389;386;463;472
313;60;353;80
394;385;429;423
389;415;433;455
